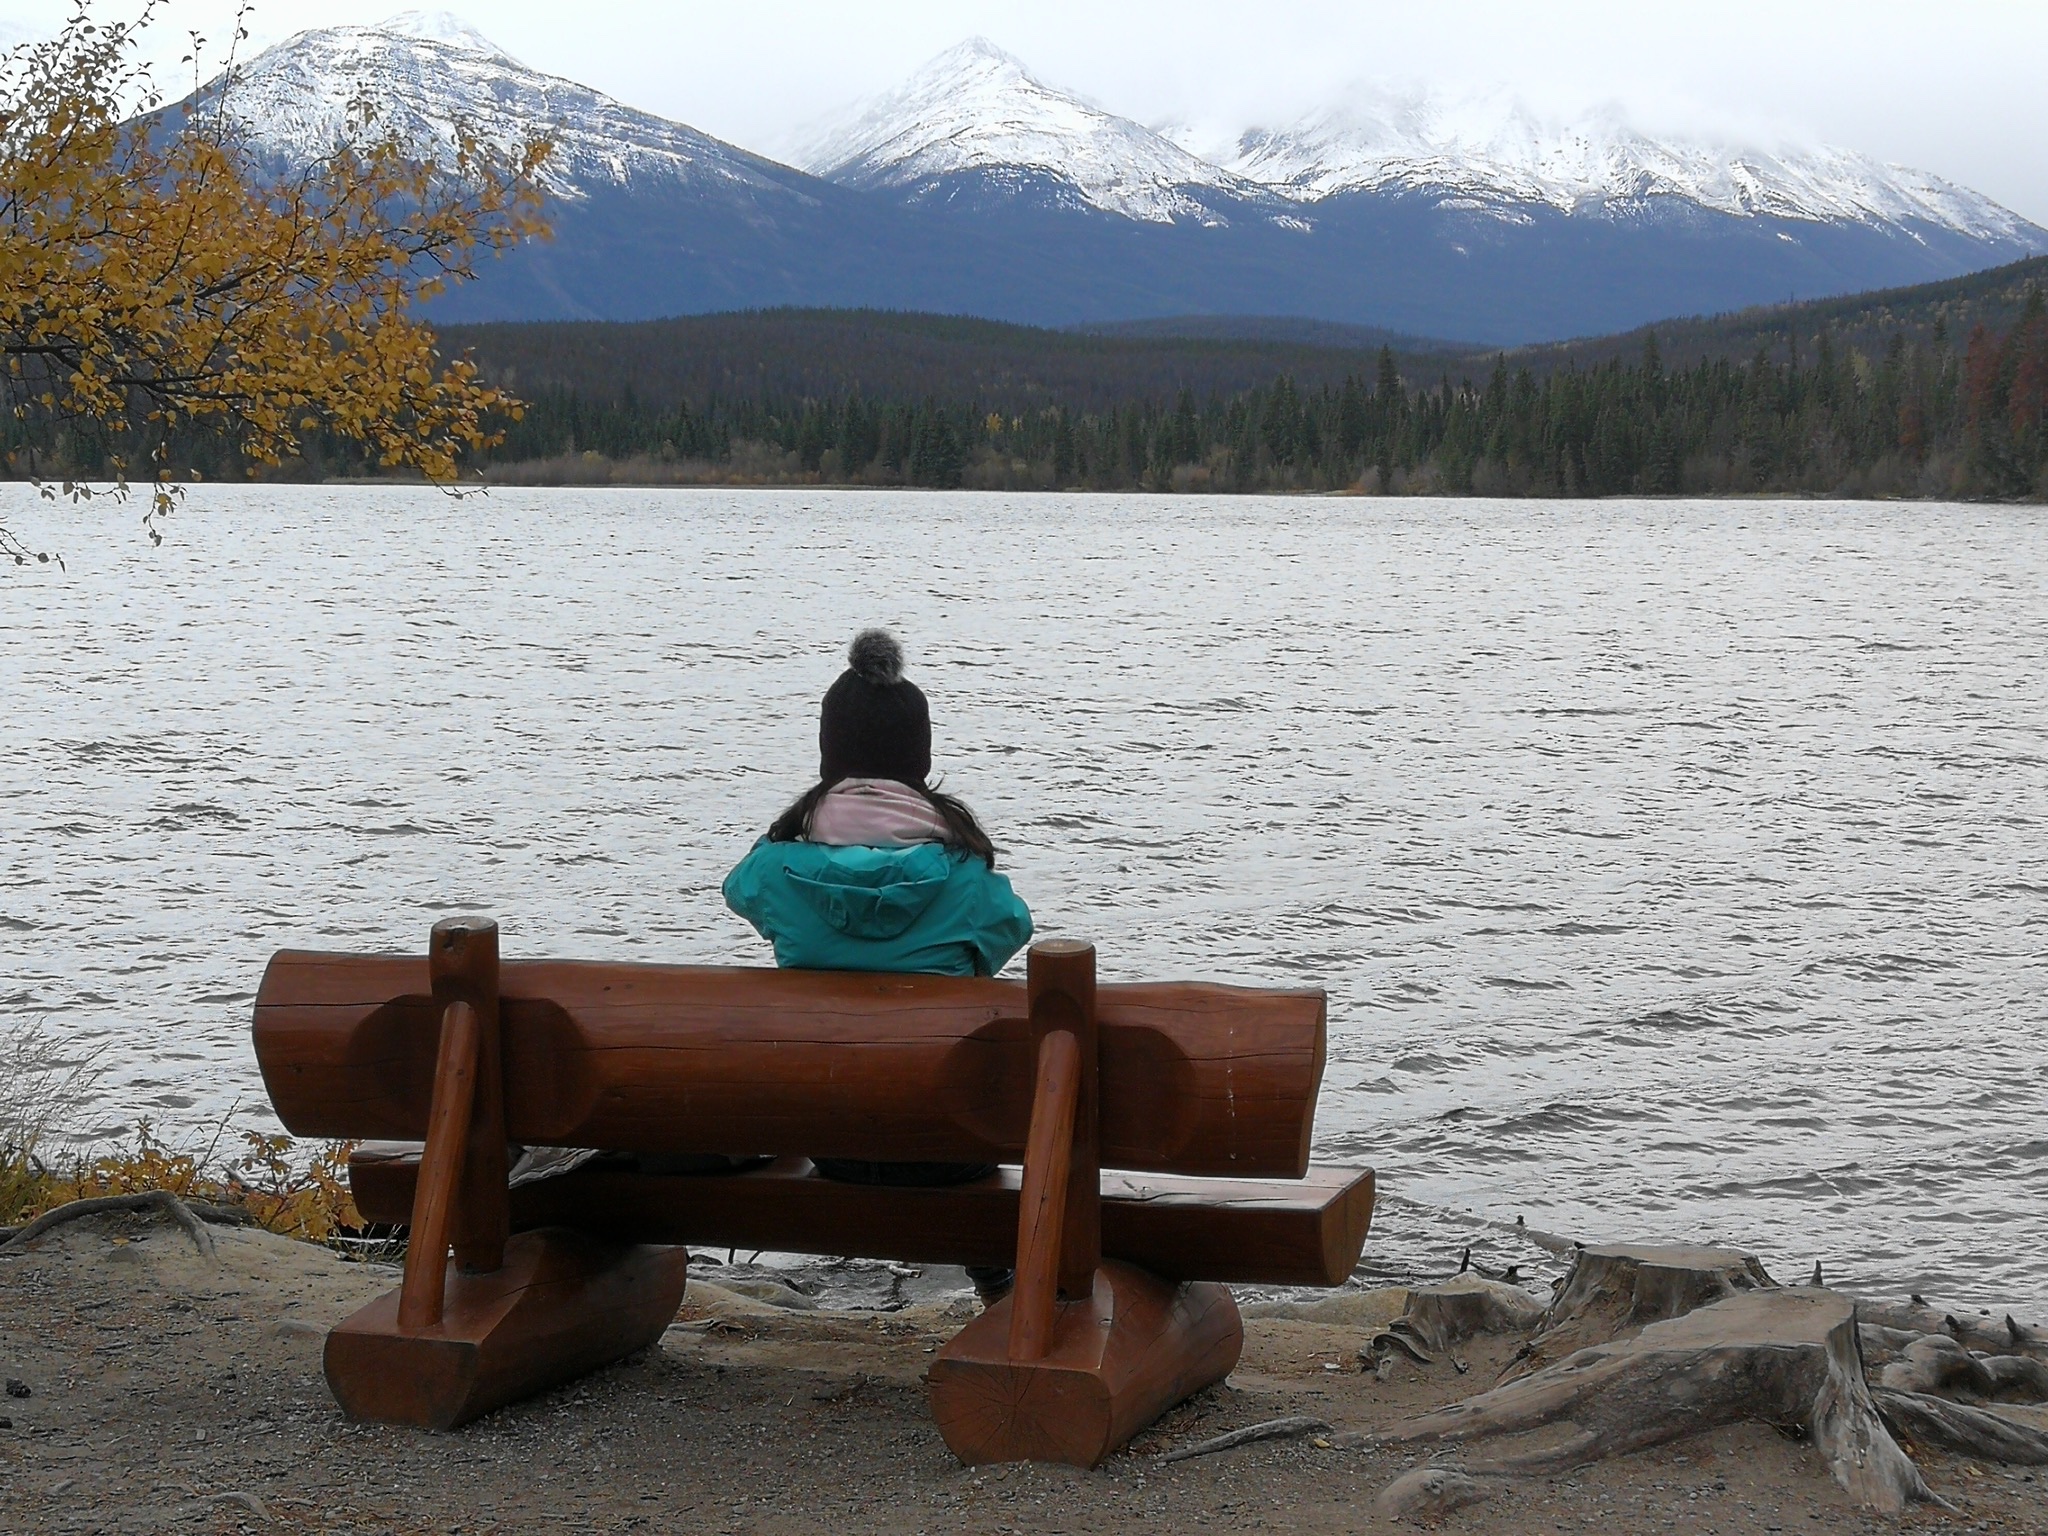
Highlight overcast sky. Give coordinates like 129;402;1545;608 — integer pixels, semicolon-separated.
8;1;2047;224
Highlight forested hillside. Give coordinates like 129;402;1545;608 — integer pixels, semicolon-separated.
9;262;2044;500
1509;255;2048;376
434;309;1462;417
466;278;2047;501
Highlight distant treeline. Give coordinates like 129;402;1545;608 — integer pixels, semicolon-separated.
9;265;2045;501
475;289;2047;500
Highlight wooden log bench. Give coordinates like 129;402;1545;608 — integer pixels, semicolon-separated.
252;918;1376;1466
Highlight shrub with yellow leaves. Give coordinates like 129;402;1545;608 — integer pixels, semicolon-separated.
0;1;549;564
4;1016;365;1248
8;1118;366;1247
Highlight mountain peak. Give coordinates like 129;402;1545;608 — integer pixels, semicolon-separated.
375;10;511;60
934;36;1028;71
214;16;800;207
795;37;1278;225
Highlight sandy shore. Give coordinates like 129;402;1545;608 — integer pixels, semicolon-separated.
1;1211;2041;1535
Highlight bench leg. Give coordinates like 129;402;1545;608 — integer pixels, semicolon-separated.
927;1261;1243;1467
323;1227;690;1430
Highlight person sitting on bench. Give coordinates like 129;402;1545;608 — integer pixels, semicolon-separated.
723;628;1034;1297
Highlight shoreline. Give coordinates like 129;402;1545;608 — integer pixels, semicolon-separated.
4;473;2042;505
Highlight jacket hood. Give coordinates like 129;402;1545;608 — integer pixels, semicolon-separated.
778;841;955;939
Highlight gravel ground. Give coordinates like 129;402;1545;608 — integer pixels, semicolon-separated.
1;1211;2042;1535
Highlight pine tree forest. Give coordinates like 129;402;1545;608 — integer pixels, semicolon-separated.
478;293;2047;500
11;290;2046;503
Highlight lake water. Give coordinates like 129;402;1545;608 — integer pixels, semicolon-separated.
4;485;2045;1312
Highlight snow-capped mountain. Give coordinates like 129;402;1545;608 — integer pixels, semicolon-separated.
212;10;803;204
171;15;2048;342
793;39;1288;226
1217;84;2039;246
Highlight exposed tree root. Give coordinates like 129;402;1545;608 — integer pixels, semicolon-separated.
1875;1390;2048;1465
1369;1288;1941;1514
1879;1333;2048;1402
1159;1415;1330;1463
1855;1301;2048;1361
1341;1243;2048;1522
0;1191;224;1258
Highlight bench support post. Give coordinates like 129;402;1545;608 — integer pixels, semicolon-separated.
929;941;1243;1466
323;918;690;1431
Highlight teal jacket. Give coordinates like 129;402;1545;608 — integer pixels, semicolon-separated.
723;839;1034;977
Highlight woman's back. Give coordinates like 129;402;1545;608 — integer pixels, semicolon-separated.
722;632;1033;978
724;836;1030;976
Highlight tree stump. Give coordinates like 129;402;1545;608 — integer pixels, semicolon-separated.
1399;1274;1548;1353
1505;1242;1776;1378
1372;1288;1938;1514
1349;1242;2048;1521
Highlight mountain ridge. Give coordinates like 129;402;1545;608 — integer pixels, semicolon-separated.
1207;85;2035;243
180;13;2048;343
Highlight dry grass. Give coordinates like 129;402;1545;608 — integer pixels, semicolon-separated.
1;1015;362;1242
0;1014;103;1226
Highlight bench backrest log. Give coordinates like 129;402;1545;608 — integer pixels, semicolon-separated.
254;949;1328;1179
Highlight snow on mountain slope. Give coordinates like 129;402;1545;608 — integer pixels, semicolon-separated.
794;38;1285;225
172;18;2044;335
1220;83;2044;245
211;11;808;204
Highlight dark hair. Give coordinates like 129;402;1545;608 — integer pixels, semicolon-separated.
766;779;999;867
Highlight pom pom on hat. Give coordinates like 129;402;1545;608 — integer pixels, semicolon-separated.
847;628;905;685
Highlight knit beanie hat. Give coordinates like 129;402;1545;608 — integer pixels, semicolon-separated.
818;630;931;785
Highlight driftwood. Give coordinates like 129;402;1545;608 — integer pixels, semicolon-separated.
0;1192;229;1258
1855;1300;2047;1360
1159;1415;1330;1463
1867;1302;2048;1368
1369;1288;1941;1514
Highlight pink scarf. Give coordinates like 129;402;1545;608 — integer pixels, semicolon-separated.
807;778;952;847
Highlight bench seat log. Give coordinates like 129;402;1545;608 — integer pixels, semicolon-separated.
347;1147;1378;1289
254;954;1325;1178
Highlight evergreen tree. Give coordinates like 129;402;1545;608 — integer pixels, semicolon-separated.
1337;375;1368;462
908;406;964;488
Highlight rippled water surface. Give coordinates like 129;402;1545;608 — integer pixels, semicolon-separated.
5;486;2044;1309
